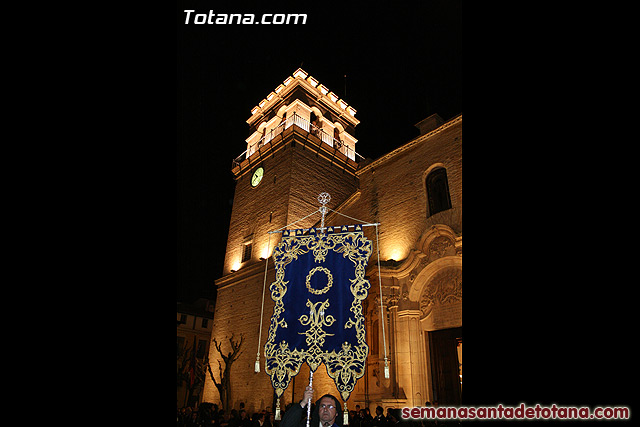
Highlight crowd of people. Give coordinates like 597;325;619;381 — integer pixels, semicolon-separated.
176;403;269;427
177;401;457;427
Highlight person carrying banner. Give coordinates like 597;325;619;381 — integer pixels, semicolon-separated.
281;386;342;427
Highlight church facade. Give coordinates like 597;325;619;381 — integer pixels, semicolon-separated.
202;69;462;415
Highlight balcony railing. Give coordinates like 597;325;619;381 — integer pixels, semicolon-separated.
232;112;363;167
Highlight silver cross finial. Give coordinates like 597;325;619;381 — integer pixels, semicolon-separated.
318;192;330;232
318;192;331;206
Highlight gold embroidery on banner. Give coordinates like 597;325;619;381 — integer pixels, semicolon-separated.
305;267;334;294
298;299;335;371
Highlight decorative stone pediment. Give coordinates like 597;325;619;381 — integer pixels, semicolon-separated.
406;255;462;329
419;267;462;317
417;224;457;262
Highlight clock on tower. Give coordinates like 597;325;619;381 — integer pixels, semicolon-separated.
251;167;264;187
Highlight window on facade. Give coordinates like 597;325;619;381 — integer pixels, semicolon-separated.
242;242;252;262
201;318;209;328
426;168;452;216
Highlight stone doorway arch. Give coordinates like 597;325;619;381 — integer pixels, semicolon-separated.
409;256;462;405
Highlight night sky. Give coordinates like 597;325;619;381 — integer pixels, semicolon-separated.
177;1;461;302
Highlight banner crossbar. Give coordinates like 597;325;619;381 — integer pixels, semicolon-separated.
267;222;380;234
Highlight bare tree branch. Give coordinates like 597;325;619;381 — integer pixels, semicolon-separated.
210;334;245;412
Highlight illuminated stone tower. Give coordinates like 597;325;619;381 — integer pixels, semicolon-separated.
224;68;361;275
204;69;365;412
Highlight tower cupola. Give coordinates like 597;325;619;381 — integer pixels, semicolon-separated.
241;68;360;163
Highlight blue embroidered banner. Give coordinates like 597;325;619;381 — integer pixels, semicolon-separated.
264;225;372;402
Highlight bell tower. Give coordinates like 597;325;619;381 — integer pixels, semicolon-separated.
204;69;365;409
223;68;362;275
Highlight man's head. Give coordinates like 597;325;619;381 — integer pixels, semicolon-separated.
317;394;340;427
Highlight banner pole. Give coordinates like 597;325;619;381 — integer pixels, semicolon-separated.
375;223;390;379
306;371;314;427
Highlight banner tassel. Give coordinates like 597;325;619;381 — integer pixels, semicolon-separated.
275;397;281;420
384;357;389;379
254;353;261;373
343;402;349;425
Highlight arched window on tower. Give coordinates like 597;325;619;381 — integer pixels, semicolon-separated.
333;128;342;150
426;167;452;216
310;112;320;136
